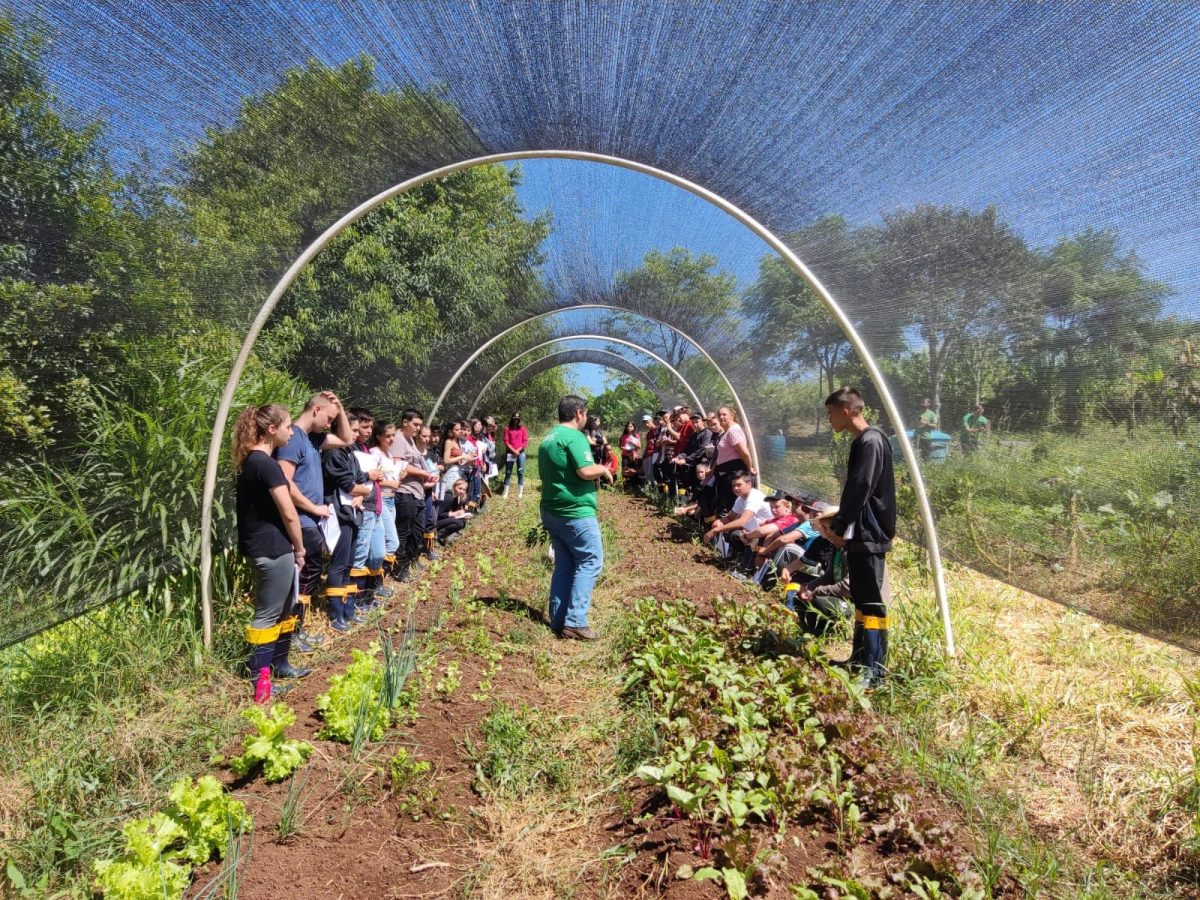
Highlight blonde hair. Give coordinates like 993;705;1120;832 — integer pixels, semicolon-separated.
231;403;289;472
453;478;469;491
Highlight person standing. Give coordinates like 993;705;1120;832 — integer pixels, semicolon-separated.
713;405;756;516
822;387;896;687
393;409;440;582
276;391;355;650
917;398;940;460
961;403;990;453
538;395;614;640
232;404;310;687
502;413;528;498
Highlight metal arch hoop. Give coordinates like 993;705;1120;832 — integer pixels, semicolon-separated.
485;350;673;413
428;304;750;463
465;335;706;419
199;149;953;659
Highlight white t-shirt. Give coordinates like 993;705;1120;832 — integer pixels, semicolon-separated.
731;488;772;533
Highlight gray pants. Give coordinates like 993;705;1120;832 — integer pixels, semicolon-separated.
251;553;296;629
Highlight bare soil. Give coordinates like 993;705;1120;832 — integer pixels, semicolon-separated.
192;487;990;899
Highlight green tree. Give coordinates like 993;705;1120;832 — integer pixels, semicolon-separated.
1039;228;1169;430
179;56;483;320
744;217;870;431
875;205;1035;416
0;16;194;447
608;248;740;368
268;164;549;408
586;377;659;430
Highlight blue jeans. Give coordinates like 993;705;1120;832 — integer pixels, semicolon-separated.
503;450;526;487
352;506;385;572
381;496;399;556
541;511;603;630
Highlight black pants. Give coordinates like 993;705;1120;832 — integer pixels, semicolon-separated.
298;526;325;598
846;551;888;678
395;493;424;566
714;459;743;517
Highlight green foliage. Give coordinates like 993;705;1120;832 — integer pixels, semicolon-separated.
587;377;660;430
91;775;250;900
229;703;313;783
315;646;388;744
626;595;984;892
471;702;571;797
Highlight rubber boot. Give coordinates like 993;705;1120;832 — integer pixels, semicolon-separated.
327;585;350;633
245;622;280;678
860;610;889;687
271;616;312;678
503;484;510;498
783;582;800;614
373;568;392;601
832;621;865;671
518;484;524;499
350;566;374;610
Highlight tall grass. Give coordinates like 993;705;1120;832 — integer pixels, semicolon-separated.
0;354;310;649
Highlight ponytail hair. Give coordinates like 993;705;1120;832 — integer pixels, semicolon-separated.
231;403;290;472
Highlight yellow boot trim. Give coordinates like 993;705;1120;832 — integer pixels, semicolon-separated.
349;567;371;578
278;615;299;634
785;583;800;592
383;554;396;565
368;567;384;577
297;593;312;607
246;623;281;644
854;609;892;628
325;585;353;598
424;531;435;539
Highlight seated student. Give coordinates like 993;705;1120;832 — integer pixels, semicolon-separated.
703;471;772;562
739;493;800;577
673;461;713;520
435;477;473;542
761;497;824;565
784;506;858;637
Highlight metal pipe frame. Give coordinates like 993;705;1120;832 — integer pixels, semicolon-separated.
428;304;754;467
200;150;953;658
491;351;670;412
466;334;706;418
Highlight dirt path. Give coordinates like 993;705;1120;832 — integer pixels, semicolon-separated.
196;486;985;899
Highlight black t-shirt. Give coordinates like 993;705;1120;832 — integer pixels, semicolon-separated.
237;450;293;559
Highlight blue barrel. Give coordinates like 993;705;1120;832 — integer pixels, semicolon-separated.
765;433;787;460
894;429;952;462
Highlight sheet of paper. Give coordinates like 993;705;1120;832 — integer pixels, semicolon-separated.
321;510;342;553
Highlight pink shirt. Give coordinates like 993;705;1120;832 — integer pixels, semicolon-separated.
715;423;746;465
503;425;528;453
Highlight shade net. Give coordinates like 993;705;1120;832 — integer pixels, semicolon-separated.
1;0;1198;649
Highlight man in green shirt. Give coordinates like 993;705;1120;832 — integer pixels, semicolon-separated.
917;398;940;460
539;395;614;640
961;403;990;453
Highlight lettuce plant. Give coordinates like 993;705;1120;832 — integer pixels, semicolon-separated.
230;703;313;782
92;775;251;899
316;646;387;743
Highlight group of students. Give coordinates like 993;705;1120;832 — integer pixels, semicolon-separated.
231;390;528;695
617;404;757;511
670;388;895;688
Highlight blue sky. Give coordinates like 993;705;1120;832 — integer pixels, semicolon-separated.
22;0;1200;397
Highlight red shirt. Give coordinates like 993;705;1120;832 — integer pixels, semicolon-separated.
502;426;528;453
766;513;799;532
675;419;694;456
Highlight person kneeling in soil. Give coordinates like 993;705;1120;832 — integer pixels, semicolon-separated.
703;471;771;566
539;395;614;640
232;403;310;693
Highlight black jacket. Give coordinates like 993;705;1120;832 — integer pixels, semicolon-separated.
685;427;715;465
323;446;367;528
830;427;895;554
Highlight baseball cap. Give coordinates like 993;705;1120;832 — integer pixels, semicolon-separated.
641;414;652;422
